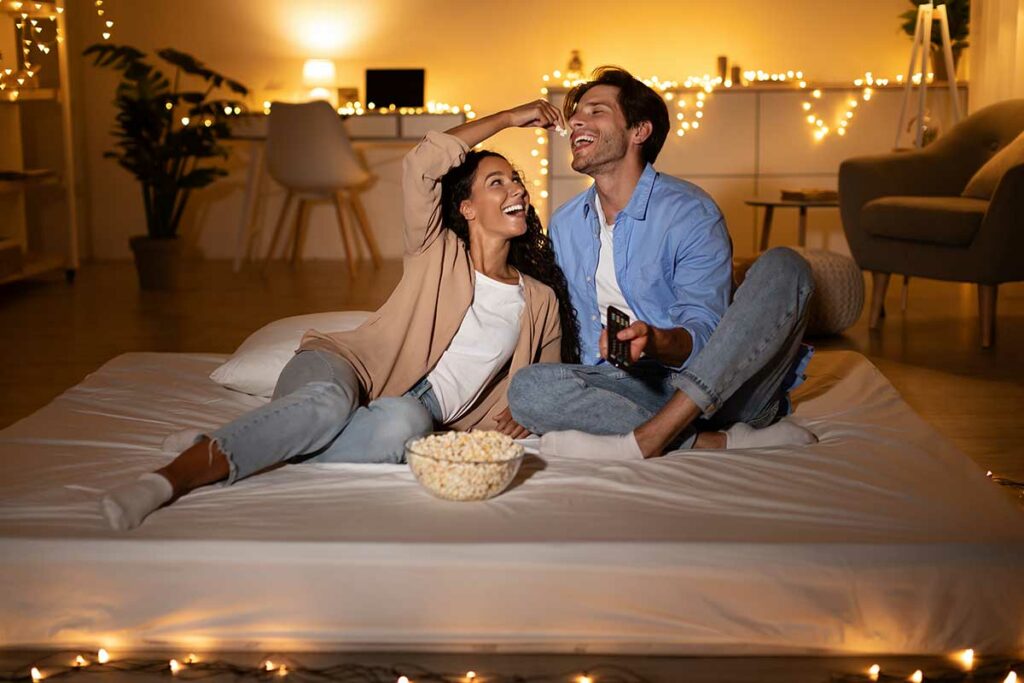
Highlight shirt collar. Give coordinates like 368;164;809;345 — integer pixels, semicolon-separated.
581;163;658;222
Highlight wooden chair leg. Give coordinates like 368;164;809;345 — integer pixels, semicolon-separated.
869;271;891;329
290;199;308;267
262;191;294;275
978;283;997;348
900;275;911;312
349;191;383;269
332;192;359;278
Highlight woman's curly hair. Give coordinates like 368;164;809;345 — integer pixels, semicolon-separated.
440;150;581;364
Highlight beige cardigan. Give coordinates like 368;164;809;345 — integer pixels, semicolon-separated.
299;131;563;431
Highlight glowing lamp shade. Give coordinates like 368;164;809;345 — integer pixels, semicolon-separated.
302;59;337;88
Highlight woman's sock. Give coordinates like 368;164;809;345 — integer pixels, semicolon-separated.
100;473;173;531
539;430;644;461
724;420;817;450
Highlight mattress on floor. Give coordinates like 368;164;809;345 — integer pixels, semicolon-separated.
0;350;1022;655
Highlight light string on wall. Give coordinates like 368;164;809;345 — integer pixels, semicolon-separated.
0;0;117;101
2;648;1020;683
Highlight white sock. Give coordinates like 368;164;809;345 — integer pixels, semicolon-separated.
100;473;174;531
539;430;644;461
162;428;204;454
724;419;817;450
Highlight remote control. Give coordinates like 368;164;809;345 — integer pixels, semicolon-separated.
606;306;632;369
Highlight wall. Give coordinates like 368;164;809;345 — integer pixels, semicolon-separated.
68;0;920;261
969;0;1024;112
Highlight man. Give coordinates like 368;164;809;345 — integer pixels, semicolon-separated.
508;67;816;459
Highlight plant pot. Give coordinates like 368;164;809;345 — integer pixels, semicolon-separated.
930;44;962;82
129;235;182;291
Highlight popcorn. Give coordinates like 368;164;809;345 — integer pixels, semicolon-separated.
407;431;524;501
555;125;569;137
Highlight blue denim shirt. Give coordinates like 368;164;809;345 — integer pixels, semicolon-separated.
550;164;733;368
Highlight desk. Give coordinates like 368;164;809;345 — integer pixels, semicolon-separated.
744;197;839;252
227;112;464;271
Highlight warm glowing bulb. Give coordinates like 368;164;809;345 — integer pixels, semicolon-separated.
806;114;816;123
811;89;822;99
1005;672;1017;683
846;111;853;118
169;659;181;674
540;159;548;166
74;655;87;667
910;670;923;683
102;31;110;39
397;677;410;683
466;673;477;681
798;80;807;88
31;667;44;681
185;654;198;664
97;649;109;664
264;661;275;671
676;129;684;137
869;664;881;681
540;190;549;199
837;127;846;136
180;117;189;126
204;119;212;127
691;121;699;129
578;676;593;683
958;649;975;670
278;665;289;677
802;102;811;111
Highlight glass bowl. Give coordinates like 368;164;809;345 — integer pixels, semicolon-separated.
406;431;525;502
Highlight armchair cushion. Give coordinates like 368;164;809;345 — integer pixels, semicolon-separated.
861;196;989;247
963;131;1024;199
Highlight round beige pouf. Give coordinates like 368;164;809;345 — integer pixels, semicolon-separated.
791;247;865;336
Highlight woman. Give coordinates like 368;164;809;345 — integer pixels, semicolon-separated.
101;100;580;530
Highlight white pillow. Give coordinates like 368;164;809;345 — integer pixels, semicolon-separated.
210;311;370;397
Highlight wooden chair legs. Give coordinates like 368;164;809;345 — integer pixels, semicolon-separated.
262;191;294;274
978;283;997;348
332;192;359;278
869;271;890;329
261;190;381;277
290;199;309;267
348;192;383;268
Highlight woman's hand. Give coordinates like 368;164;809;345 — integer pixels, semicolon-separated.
494;406;531;439
503;99;567;131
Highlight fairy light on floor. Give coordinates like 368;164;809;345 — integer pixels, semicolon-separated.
5;649;1023;682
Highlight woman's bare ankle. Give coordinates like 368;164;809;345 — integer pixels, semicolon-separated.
693;431;726;449
158;437;230;498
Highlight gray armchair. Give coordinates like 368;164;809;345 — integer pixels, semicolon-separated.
839;99;1024;347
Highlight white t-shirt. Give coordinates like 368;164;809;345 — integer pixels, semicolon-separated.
594;193;636;323
426;271;525;423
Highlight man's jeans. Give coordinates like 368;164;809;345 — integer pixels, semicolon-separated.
207;350;441;484
508;247;815;448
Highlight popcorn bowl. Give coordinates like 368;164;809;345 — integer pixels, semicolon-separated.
406;431;525;502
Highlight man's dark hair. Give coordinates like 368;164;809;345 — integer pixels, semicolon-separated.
563;66;670;165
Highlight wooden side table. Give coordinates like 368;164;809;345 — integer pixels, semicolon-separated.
745;198;839;252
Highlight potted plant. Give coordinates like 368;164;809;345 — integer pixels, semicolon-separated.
900;0;970;82
84;44;248;290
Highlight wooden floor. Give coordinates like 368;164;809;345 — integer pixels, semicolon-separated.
1;259;1023;479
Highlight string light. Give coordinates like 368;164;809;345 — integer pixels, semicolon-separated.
169;659;182;674
958;648;975;670
1006;672;1018;683
30;667;43;682
466;672;477;680
577;675;593;683
910;669;923;682
73;655;87;668
397;676;410;683
869;663;881;681
97;649;109;664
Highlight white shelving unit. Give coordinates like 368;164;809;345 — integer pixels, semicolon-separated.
0;0;79;285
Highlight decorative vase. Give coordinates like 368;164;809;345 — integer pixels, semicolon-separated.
129;235;182;291
929;44;962;82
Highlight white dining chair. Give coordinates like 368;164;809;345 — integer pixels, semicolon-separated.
261;101;382;276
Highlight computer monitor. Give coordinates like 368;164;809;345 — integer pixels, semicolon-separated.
365;69;425;108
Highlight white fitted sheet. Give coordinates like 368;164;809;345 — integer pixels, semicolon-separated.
1;350;1022;655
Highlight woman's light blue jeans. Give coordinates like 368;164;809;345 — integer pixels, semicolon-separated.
207;350;441;484
507;247;815;449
